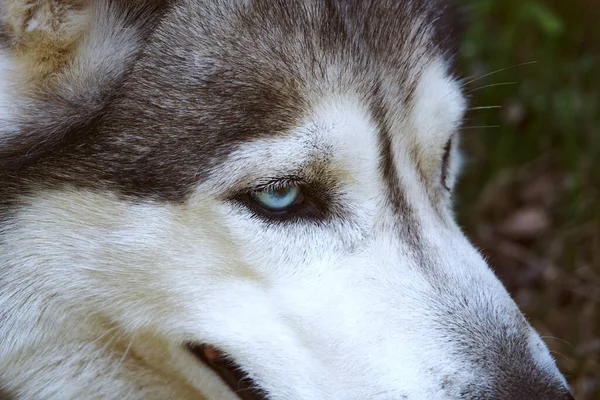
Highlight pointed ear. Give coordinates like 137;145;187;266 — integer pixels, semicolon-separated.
0;0;165;169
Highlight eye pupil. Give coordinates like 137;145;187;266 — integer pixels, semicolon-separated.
274;187;289;196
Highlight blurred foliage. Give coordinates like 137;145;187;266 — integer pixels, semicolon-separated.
456;0;600;398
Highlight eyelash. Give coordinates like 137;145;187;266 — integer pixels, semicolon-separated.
253;177;303;193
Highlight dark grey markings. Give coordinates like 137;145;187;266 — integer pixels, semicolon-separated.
428;1;466;75
335;0;464;208
459;364;574;400
327;0;463;251
1;0;463;206
476;329;574;400
489;375;574;400
366;78;424;253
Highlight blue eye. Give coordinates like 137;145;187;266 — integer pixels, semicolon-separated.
251;186;303;211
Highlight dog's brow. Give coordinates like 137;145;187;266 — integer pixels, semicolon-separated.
211;139;326;194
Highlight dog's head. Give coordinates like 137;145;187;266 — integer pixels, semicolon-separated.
0;1;572;399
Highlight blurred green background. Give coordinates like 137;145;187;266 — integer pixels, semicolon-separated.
457;0;599;398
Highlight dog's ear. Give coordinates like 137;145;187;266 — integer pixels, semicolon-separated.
1;0;92;83
0;0;165;169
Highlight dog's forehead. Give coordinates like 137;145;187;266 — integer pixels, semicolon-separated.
102;1;458;180
126;0;452;130
7;0;463;202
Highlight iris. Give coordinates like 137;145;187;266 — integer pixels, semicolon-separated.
251;186;302;211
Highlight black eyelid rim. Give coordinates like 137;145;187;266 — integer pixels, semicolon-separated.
229;177;332;223
441;135;454;191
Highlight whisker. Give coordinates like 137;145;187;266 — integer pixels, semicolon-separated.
86;329;123;367
113;336;134;378
98;330;121;355
541;336;576;349
438;62;536;103
466;82;517;94
462;125;501;130
549;350;570;361
467;105;503;111
89;326;119;346
461;61;537;88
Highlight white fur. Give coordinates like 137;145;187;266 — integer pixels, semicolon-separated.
0;88;566;399
0;3;570;398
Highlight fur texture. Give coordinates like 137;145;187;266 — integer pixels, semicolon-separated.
0;1;572;399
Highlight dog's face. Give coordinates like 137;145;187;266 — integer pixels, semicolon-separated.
0;1;572;399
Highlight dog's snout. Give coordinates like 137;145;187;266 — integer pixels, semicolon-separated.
462;351;574;400
465;383;574;400
490;374;574;400
508;390;574;400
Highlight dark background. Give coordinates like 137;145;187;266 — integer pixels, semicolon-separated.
457;0;599;398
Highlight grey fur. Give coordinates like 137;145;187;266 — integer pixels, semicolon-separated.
1;0;458;203
0;1;573;399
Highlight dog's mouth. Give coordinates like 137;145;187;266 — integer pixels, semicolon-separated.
186;343;269;400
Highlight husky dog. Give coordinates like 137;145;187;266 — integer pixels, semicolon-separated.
0;1;573;399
